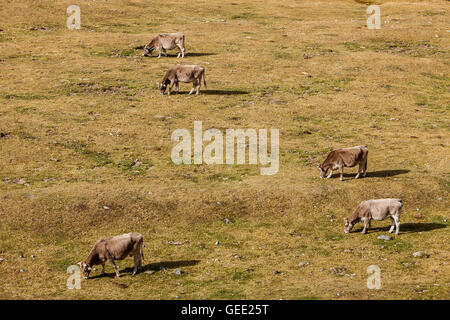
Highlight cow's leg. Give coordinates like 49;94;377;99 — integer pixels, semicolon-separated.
132;255;139;276
168;81;175;96
196;81;201;95
163;48;167;57
393;215;400;235
157;49;161;59
100;262;106;276
181;47;185;58
361;217;369;234
327;170;333;179
388;217;395;233
339;166;344;181
189;81;197;95
355;163;362;179
176;82;179;94
109;259;120;278
363;157;368;177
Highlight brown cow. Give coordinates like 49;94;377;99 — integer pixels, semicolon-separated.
78;232;144;279
142;32;185;58
158;65;206;95
345;199;403;235
318;146;368;181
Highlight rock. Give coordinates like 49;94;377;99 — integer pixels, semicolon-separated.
377;235;392;241
0;258;4;262
233;254;240;259
144;270;155;275
412;252;429;258
380;245;386;249
19;269;25;273
103;206;110;210
30;255;35;258
173;268;184;275
273;270;281;275
299;262;309;267
215;241;220;245
224;218;230;224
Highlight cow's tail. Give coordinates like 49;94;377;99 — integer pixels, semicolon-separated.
203;70;207;88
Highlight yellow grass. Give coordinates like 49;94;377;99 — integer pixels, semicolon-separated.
0;0;448;299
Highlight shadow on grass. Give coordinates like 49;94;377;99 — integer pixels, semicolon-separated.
169;89;249;95
330;169;410;179
89;259;200;279
354;222;447;234
139;51;216;57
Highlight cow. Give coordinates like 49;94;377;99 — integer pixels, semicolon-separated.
142;33;185;58
345;199;403;235
318;146;368;181
158;65;207;95
78;232;144;279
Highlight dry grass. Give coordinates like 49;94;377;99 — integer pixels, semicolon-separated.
0;0;449;299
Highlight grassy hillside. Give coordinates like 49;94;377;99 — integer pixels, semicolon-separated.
0;0;448;299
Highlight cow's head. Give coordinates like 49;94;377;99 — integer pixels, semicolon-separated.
344;218;354;233
78;261;92;279
318;165;328;178
157;81;168;94
142;45;152;56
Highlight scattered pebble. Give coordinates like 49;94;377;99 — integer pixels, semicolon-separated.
173;268;184;275
215;241;220;245
377;235;392;241
273;270;281;275
144;270;156;275
299;262;309;267
103;206;110;210
412;252;429;258
224;218;230;224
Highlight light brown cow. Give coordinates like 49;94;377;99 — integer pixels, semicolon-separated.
78;232;144;279
158;65;207;95
345;199;403;235
318;146;368;181
142;32;185;58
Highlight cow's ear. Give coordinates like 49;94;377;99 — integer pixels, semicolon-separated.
156;82;160;89
77;262;82;267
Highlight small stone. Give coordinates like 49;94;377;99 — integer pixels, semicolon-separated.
144;270;155;275
273;270;281;274
412;252;429;258
103;206;110;210
225;218;230;224
173;268;184;275
377;235;392;241
215;241;220;245
30;255;35;258
0;258;4;262
19;269;25;273
380;245;386;249
299;262;309;267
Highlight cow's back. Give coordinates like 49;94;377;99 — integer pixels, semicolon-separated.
337;146;365;167
105;233;141;260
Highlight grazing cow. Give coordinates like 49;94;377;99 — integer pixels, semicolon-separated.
142;33;185;58
345;199;403;235
158;65;206;95
318;146;368;181
78;232;144;279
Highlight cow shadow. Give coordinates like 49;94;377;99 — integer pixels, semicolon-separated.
140;52;216;57
330;169;410;179
172;90;248;95
89;259;200;279
354;222;447;234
